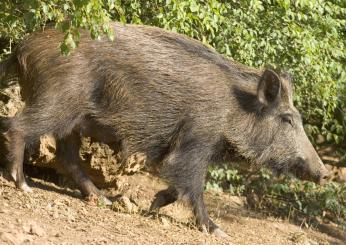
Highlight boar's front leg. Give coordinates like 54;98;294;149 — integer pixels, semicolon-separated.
56;131;111;205
160;142;228;238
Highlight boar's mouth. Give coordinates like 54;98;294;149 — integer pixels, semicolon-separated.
266;158;317;183
289;157;326;183
289;163;312;181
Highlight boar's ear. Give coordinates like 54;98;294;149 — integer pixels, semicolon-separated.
257;69;281;106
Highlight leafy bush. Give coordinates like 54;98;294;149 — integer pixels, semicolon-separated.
1;0;345;149
0;0;115;55
116;0;346;148
1;0;345;231
247;168;346;230
206;164;245;195
207;165;346;230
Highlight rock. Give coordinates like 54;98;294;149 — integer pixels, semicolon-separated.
122;152;147;174
29;135;57;168
29;222;46;237
52;212;59;219
79;137;121;187
111;196;139;214
288;231;318;245
0;82;147;188
159;217;170;228
85;193;112;206
0;84;24;117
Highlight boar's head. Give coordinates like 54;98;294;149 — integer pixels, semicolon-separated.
232;69;329;185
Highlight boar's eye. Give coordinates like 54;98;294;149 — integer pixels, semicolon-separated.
281;114;293;126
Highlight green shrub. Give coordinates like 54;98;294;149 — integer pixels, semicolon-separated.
207;165;346;230
1;0;345;230
206;164;245;195
246;168;346;230
0;0;115;55
1;0;344;148
115;0;346;148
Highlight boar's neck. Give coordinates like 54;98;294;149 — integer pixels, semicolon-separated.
224;69;267;165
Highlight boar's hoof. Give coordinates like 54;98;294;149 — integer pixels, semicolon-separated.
19;182;33;193
212;228;229;239
201;225;229;239
10;170;32;192
201;225;208;234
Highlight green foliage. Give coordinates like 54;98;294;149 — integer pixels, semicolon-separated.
0;0;116;55
247;168;346;230
1;0;345;231
207;165;346;230
1;0;344;195
1;0;345;147
206;164;245;195
116;0;346;147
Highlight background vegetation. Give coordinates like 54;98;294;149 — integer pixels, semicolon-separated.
0;0;345;230
207;165;346;230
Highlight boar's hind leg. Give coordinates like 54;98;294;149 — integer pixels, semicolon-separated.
56;131;111;205
5;125;31;192
149;186;178;211
162;145;227;237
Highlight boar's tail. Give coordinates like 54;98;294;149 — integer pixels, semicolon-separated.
0;53;17;85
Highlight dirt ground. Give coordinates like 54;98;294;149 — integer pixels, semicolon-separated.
0;170;344;245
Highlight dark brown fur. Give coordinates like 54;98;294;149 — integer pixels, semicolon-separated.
0;23;328;235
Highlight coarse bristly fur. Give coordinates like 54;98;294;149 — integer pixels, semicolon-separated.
0;22;329;236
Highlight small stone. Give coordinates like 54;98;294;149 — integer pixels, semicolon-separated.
46;203;53;210
22;224;31;233
29;222;46;237
111;196;138;214
52;211;59;219
159;217;170;228
123;153;147;174
85;193;99;206
79;207;88;215
54;200;65;206
289;231;309;244
67;214;76;222
100;195;112;206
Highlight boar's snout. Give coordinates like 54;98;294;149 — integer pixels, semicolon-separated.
291;131;330;185
294;156;330;186
315;164;330;186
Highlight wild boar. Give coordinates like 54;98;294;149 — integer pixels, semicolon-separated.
0;22;329;237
